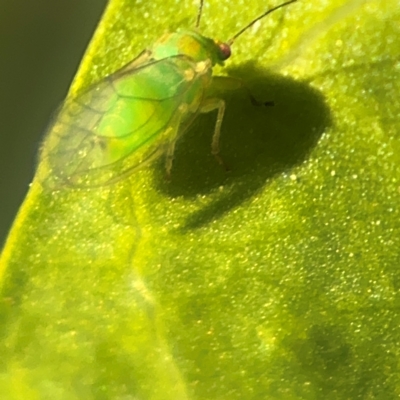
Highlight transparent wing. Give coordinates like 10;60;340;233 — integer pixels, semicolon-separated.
39;53;207;188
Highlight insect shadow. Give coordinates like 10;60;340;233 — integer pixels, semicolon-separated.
155;62;332;230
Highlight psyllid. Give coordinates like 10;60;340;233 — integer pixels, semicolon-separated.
39;0;298;187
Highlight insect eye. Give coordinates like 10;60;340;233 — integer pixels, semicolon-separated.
218;42;231;60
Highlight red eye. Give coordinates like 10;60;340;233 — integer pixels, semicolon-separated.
218;42;231;60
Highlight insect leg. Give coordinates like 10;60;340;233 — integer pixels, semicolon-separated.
199;97;227;168
165;107;187;177
165;131;178;177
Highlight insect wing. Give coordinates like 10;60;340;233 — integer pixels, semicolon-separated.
39;54;206;187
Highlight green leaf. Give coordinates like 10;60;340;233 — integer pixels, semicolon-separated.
1;0;399;398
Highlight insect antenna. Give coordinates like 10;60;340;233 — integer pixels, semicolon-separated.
227;0;298;45
195;0;204;28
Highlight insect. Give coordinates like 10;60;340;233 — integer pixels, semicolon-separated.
39;0;298;188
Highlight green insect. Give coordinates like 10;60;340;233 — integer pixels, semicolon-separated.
39;0;298;187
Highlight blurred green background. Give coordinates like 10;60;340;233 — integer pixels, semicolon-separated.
0;0;107;247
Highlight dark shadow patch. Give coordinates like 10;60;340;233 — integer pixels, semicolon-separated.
154;62;332;230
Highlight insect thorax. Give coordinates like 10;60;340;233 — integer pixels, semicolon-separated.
151;29;226;66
